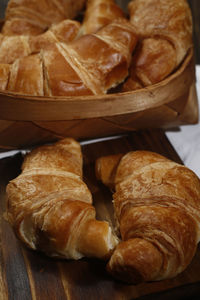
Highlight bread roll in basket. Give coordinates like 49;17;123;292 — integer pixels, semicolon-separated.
0;0;198;150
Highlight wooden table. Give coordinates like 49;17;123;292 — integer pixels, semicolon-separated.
1;129;200;300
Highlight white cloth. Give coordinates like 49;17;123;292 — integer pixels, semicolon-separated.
0;66;200;177
166;65;200;177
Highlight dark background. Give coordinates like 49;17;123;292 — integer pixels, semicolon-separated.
0;0;199;63
188;0;200;64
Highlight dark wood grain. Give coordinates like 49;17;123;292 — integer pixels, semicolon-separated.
1;130;200;300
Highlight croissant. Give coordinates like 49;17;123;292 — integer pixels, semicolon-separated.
1;19;138;96
80;0;125;35
6;138;118;260
0;64;10;91
123;0;193;91
2;0;86;36
95;151;200;283
0;19;81;64
6;53;44;96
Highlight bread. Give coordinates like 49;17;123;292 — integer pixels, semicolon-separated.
2;0;86;36
0;0;194;95
0;20;81;64
29;20;81;54
95;151;200;283
7;54;44;96
0;35;31;65
123;0;193;91
80;0;125;35
1;19;138;96
6;138;118;260
0;64;10;91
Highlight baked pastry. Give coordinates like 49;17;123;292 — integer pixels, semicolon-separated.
80;0;125;35
1;19;138;96
2;0;86;36
0;20;81;64
123;0;193;91
6;138;118;259
7;54;44;96
42;19;138;96
29;20;81;54
0;63;10;91
95;151;200;283
0;0;194;95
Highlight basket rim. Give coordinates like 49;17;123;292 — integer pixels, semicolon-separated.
0;48;195;121
0;48;194;101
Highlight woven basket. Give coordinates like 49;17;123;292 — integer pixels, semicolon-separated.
0;48;198;150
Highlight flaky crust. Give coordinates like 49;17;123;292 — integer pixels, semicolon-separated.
0;19;137;96
2;0;86;36
0;19;81;94
0;64;10;90
43;19;137;96
123;0;193;91
96;150;200;283
0;20;81;65
6;138;118;259
8;54;44;96
81;0;125;35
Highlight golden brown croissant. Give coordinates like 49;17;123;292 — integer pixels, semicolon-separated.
0;20;81;64
80;0;125;35
0;63;10;91
123;0;193;91
6;138;118;260
0;35;31;65
1;19;138;96
2;0;86;36
95;151;200;283
7;54;44;96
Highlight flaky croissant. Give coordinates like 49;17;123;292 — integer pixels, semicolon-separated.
123;0;193;91
6;138;118;260
80;0;125;35
1;19;138;96
96;151;200;283
0;19;81;64
0;63;10;91
2;0;86;36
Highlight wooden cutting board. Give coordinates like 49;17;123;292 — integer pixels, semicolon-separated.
1;129;200;300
